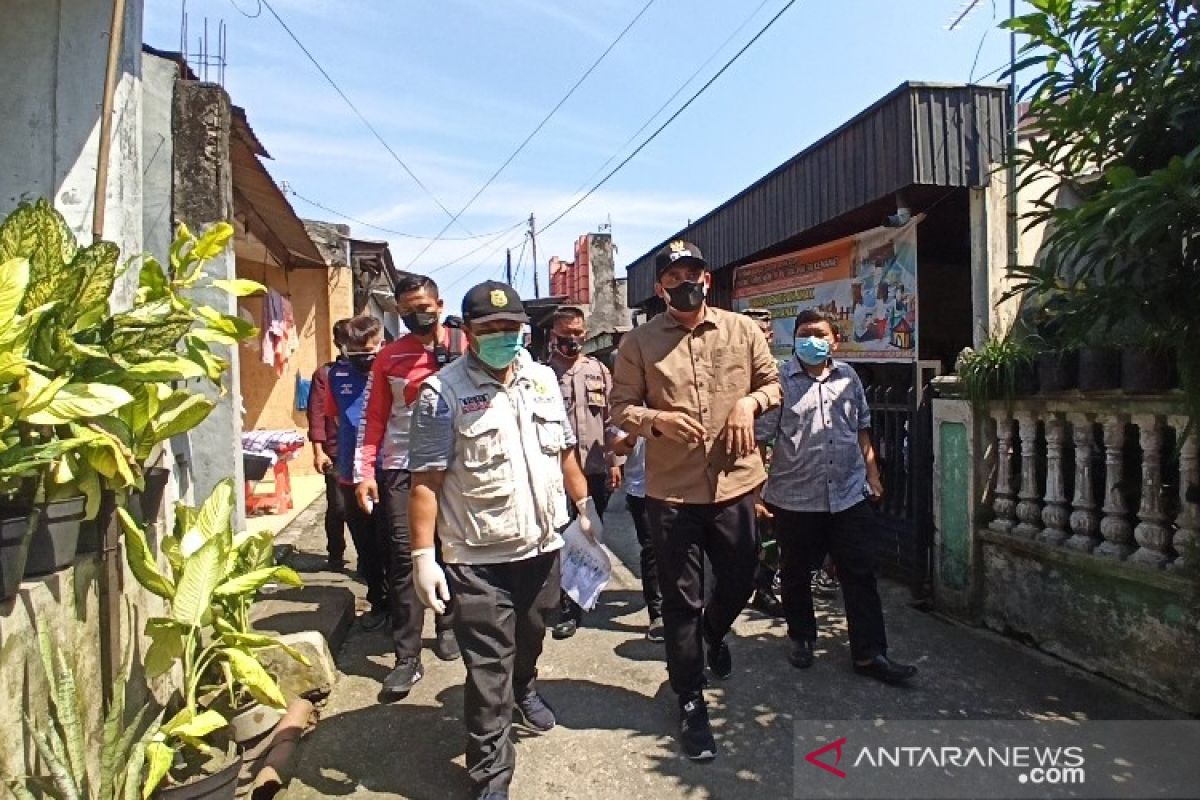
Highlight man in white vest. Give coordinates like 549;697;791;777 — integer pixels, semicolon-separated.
407;280;602;800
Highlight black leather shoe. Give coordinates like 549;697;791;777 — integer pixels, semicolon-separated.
750;590;784;619
788;639;815;669
551;618;578;640
853;655;917;685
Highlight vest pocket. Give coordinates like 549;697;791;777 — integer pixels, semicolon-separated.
458;412;520;545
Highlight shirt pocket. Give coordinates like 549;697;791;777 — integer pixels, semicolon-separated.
584;373;606;409
532;405;569;528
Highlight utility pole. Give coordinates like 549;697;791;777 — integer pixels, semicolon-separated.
506;248;513;285
529;212;540;298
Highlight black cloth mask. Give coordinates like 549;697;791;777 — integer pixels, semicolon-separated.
348;353;375;373
665;280;706;312
402;311;438;335
554;337;583;357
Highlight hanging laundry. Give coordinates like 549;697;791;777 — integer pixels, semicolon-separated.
261;288;298;376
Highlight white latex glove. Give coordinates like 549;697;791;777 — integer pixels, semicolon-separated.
412;547;450;614
575;497;605;544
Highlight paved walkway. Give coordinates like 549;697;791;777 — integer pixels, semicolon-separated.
277;490;1175;800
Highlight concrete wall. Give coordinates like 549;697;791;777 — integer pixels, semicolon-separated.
172;80;246;524
584;233;629;336
0;0;144;309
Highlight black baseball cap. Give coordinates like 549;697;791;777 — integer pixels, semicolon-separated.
654;240;707;277
462;280;528;324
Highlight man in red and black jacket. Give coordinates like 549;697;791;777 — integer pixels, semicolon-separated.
355;273;465;700
307;318;352;569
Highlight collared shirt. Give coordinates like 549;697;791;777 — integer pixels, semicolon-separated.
761;357;871;513
409;350;575;565
548;354;621;476
306;361;338;449
611;306;782;504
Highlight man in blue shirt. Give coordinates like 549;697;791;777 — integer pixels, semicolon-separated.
325;315;389;632
761;309;916;685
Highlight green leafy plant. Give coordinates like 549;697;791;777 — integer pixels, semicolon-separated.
955;333;1037;409
119;479;305;795
1003;0;1200;420
0;200;263;517
3;630;160;800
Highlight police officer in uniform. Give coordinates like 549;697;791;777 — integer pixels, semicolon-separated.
407;281;602;800
546;305;623;639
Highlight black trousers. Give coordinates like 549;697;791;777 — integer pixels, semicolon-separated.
626;494;661;620
379;469;453;660
559;472;611;623
324;473;347;561
646;492;759;697
447;552;560;795
767;501;888;661
339;483;388;611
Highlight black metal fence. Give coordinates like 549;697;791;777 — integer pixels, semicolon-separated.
864;383;934;597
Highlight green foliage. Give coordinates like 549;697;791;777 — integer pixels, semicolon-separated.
2;630;159;800
1003;0;1200;421
0;201;263;514
955;333;1037;409
120;480;304;796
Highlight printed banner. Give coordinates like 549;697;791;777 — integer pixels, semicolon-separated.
734;221;919;362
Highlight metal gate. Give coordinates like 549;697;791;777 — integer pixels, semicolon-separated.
864;381;934;597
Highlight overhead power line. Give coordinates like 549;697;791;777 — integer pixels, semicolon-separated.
441;230;528;296
540;0;800;234
286;187;523;241
423;221;529;278
402;0;660;271
559;0;775;213
256;0;470;234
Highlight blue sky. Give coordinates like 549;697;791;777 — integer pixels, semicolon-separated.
145;0;1026;301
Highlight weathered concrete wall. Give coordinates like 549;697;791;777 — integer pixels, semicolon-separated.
980;536;1200;712
173;80;246;525
584;233;629;336
142;51;176;268
931;387;988;620
0;0;144;308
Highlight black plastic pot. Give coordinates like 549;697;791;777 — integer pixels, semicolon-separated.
1078;347;1121;392
155;753;242;800
1;511;33;602
1121;348;1173;394
141;466;171;523
1036;351;1078;393
23;496;86;577
1013;362;1038;397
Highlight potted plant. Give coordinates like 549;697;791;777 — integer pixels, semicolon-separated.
955;331;1037;409
119;479;305;798
0;200;262;569
3;628;161;799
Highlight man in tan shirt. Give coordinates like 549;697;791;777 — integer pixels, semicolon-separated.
611;240;780;762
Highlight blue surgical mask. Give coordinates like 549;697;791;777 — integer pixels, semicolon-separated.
794;336;831;366
474;331;524;369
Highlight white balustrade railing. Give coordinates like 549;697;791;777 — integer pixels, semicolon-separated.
987;400;1197;571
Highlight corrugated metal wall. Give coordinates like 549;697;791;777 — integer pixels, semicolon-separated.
626;82;1008;306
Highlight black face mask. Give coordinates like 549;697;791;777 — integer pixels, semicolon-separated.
402;311;438;335
554;336;583;358
348;353;376;374
665;280;706;312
